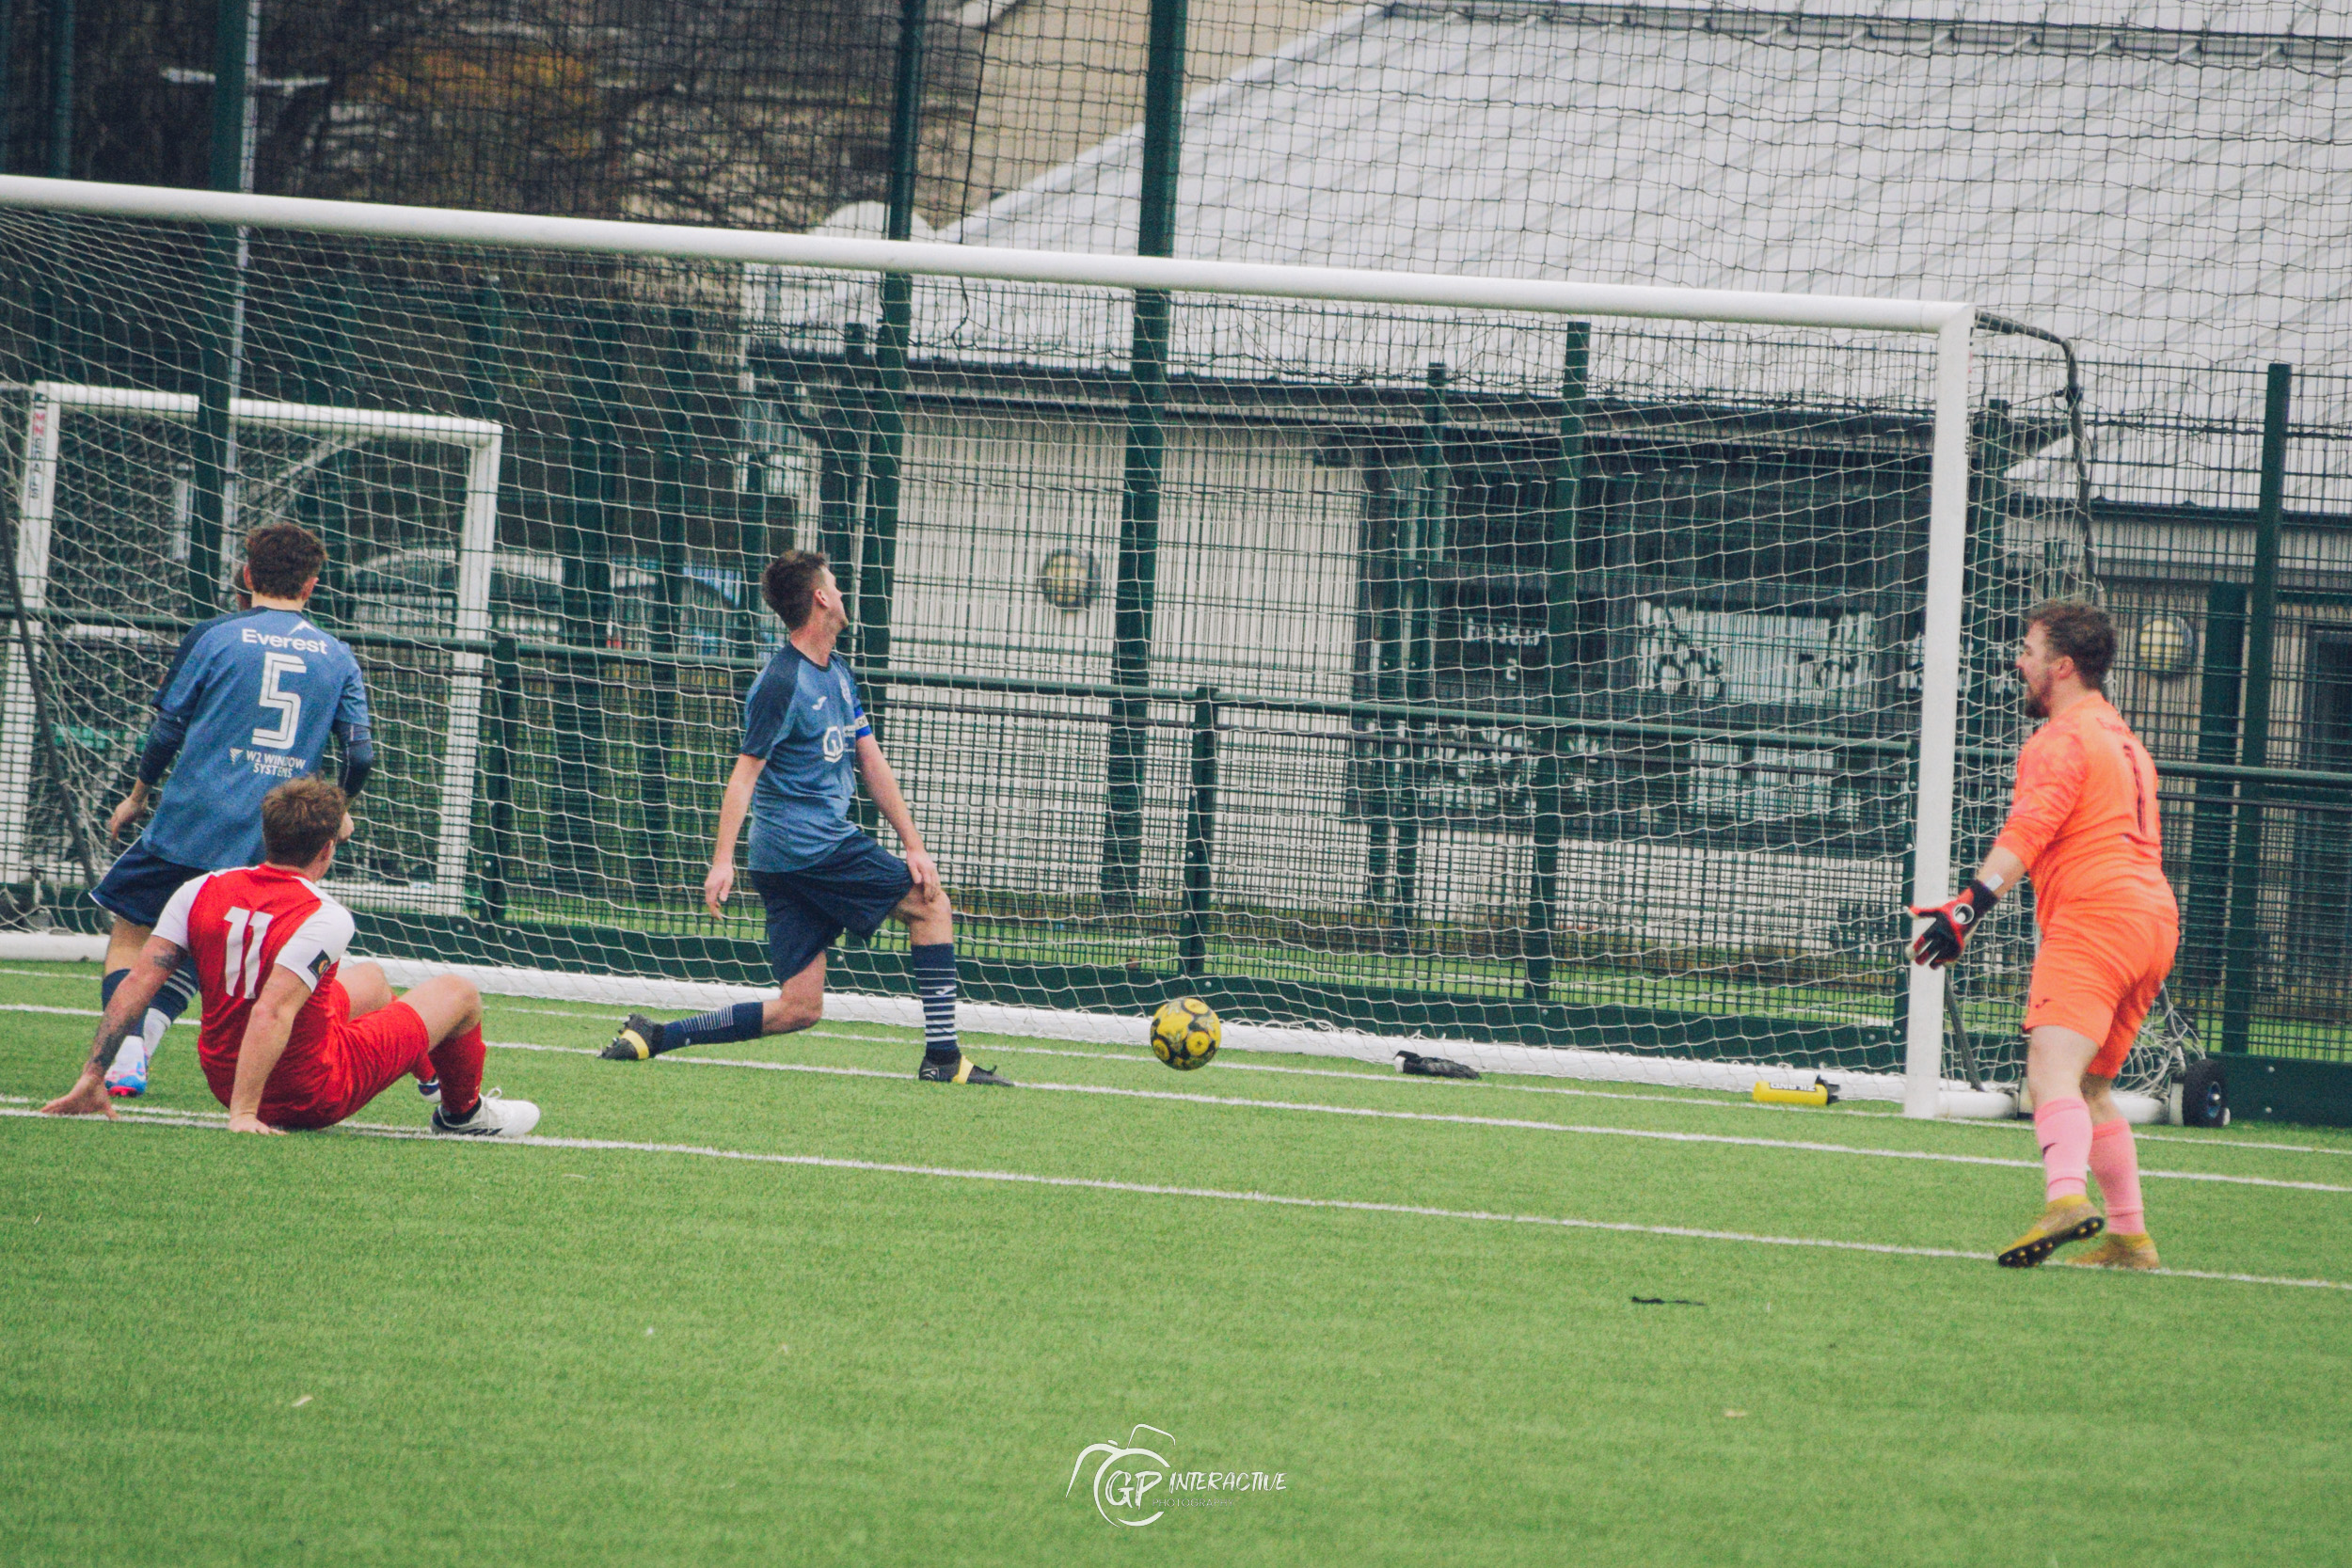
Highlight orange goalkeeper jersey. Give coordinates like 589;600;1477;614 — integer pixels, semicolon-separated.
1993;694;2176;925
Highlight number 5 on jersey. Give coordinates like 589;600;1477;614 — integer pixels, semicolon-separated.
252;653;306;750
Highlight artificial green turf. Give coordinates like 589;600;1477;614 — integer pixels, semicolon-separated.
3;959;2349;1566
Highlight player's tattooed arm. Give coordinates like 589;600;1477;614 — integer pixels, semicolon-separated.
88;939;183;1069
42;936;183;1117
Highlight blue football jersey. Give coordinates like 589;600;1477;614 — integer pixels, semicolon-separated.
136;609;373;869
739;642;872;872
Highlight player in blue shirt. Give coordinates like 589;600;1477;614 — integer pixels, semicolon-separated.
601;551;1008;1085
91;523;382;1096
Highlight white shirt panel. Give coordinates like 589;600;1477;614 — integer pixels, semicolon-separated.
271;896;356;993
150;871;219;951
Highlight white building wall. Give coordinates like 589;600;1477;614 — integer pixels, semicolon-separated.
882;408;1364;907
874;404;1899;950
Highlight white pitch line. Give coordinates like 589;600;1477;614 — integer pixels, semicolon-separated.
18;997;2352;1162
7;1104;2345;1293
468;1006;2352;1156
920;1042;2352;1159
485;1041;2352;1195
0;1002;196;1024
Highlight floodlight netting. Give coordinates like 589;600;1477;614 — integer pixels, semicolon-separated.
0;206;2129;1089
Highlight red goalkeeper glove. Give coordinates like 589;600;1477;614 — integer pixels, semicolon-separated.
1907;879;1999;968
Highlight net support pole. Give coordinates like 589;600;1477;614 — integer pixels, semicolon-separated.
2185;581;2248;991
1363;471;1397;913
190;0;258;617
45;0;71;179
863;285;907;691
818;322;866;578
0;1;15;168
1389;361;1445;949
1526;322;1590;1005
479;635;520;925
1180;687;1218;975
559;310;620;896
861;0;923;707
1103;0;1187;914
1903;310;1974;1117
2221;361;2292;1053
1104;307;1166;913
641;307;693;897
0;393;58;881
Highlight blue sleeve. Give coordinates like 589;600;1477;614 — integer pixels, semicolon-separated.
739;669;787;759
151;622;212;714
331;653;372;743
849;669;872;739
339;733;375;799
334;658;375;797
136;626;215;784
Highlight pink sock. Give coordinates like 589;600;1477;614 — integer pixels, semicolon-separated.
2033;1096;2092;1202
2089;1118;2145;1235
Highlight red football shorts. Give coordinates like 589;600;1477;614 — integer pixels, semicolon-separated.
2023;904;2179;1079
259;990;434;1131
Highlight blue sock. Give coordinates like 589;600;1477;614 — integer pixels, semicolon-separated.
155;959;198;1022
100;968;127;1009
659;1001;765;1054
912;942;958;1063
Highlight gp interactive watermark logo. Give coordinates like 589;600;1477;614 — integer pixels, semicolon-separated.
1065;1426;1288;1528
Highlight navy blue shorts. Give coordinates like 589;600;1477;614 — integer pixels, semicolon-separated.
750;833;915;986
90;837;210;929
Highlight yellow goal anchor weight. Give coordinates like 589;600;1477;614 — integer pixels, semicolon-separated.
1751;1077;1840;1108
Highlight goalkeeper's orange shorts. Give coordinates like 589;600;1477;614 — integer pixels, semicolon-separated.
2024;905;2179;1078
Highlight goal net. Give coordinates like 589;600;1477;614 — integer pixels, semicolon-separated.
0;180;2109;1110
2;383;500;917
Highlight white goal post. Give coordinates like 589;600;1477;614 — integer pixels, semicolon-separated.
3;379;502;917
0;174;1974;1118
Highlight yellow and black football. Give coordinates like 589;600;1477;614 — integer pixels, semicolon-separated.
1149;996;1220;1071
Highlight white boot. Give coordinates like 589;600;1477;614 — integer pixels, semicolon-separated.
430;1091;541;1138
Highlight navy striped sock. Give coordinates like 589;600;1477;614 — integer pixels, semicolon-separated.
660;1001;765;1054
911;942;958;1063
155;959;199;1022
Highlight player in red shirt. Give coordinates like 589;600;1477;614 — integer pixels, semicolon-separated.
42;778;538;1137
1907;601;2173;1270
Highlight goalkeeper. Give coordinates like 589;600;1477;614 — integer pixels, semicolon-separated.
1907;600;2175;1271
603;552;1008;1085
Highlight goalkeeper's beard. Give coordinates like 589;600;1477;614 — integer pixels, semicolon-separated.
2020;670;2052;720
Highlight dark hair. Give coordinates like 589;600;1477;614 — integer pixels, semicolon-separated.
2025;599;2117;687
762;550;831;629
262;777;346;865
245;523;326;599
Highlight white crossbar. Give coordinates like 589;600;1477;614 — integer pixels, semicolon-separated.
0;176;1970;335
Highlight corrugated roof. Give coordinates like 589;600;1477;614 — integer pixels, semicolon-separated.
946;2;2352;370
755;3;2352;503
